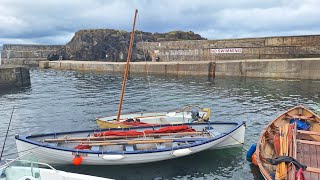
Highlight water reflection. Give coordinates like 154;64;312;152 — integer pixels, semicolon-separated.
58;148;245;180
0;68;319;179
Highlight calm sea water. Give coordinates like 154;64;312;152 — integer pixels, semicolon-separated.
0;68;319;179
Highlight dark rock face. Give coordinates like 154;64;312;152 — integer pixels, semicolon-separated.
53;29;205;61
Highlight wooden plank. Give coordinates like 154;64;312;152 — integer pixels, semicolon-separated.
285;115;316;121
306;167;320;173
62;137;208;144
293;123;297;159
303;144;312;178
310;144;318;179
298;130;320;136
316;145;320;179
43;131;207;142
83;139;174;146
298;140;320;146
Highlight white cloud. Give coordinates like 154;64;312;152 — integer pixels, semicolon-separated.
0;0;320;45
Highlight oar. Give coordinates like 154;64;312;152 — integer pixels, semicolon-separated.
83;139;174;146
60;137;208;144
277;124;288;179
43;131;207;142
276;127;282;179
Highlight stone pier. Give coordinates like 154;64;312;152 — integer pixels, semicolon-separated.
39;60;216;78
0;65;31;88
39;58;320;80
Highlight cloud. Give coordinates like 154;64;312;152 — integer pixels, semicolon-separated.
0;0;320;45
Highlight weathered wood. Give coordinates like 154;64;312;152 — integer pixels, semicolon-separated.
310;144;317;177
298;130;320;136
83;139;173;146
116;9;138;121
56;137;208;144
306;167;320;173
285;115;316;121
297;139;320;146
43;131;207;142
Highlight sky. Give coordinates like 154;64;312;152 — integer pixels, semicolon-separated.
1;0;320;46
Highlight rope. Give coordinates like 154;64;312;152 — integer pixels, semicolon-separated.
137;13;155;112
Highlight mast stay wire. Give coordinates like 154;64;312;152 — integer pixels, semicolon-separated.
137;13;155;112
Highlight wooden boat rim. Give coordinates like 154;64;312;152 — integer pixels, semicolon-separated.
15;121;245;155
256;105;320;180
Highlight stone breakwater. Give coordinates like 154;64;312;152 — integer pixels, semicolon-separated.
0;65;30;88
1;44;64;65
138;35;320;61
39;58;320;80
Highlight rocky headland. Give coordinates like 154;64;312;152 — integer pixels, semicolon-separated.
48;29;205;61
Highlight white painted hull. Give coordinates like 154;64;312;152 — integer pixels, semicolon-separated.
15;124;245;165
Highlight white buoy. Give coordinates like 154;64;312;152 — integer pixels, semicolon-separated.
102;155;125;161
172;148;192;157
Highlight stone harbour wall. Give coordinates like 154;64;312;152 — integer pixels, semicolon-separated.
1;44;64;65
137;35;320;61
40;58;320;80
0;65;31;87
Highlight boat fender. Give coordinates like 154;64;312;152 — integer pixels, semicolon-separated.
251;153;258;166
172;148;192;157
73;155;83;166
102;154;125;161
246;144;256;161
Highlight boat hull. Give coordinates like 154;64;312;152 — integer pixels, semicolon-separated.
256;105;320;180
96;107;211;128
16;123;245;165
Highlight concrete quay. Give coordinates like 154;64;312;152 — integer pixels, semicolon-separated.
40;60;216;78
0;65;31;88
39;58;320;80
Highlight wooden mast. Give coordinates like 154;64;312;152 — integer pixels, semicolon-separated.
116;9;138;121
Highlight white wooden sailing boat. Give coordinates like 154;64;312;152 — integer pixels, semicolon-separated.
0;153;112;180
15;122;245;165
96;105;211;128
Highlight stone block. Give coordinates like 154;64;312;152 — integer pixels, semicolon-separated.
0;65;30;87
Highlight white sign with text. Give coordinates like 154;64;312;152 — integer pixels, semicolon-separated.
210;48;242;54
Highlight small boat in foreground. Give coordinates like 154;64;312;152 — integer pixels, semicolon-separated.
255;105;320;179
0;153;111;180
96;105;211;128
15;121;245;165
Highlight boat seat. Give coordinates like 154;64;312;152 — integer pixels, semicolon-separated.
125;145;135;151
156;143;166;149
91;146;100;151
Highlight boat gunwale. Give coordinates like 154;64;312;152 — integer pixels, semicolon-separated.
255;105;320;180
16;121;245;155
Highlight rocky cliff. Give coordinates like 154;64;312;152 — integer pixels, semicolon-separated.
48;29;205;61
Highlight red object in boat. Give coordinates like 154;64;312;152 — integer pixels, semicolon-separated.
94;130;144;137
273;134;280;156
93;125;195;137
74;144;91;150
144;125;195;134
